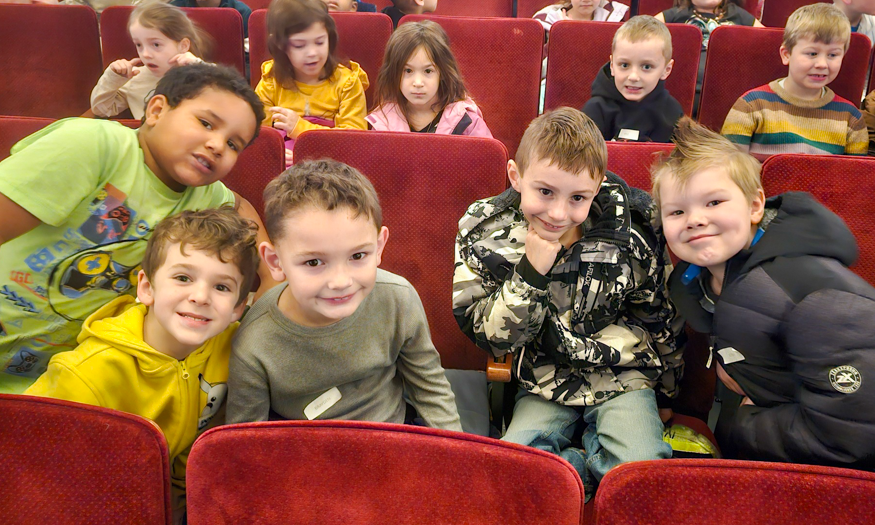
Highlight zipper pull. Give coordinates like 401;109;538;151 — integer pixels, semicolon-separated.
180;362;190;380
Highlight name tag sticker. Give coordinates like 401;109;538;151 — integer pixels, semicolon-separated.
618;128;639;141
304;387;342;420
718;347;746;365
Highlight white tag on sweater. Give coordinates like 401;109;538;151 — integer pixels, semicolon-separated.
618;128;639;141
718;347;746;365
304;387;341;420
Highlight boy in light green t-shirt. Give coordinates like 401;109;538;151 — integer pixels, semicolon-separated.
0;64;272;394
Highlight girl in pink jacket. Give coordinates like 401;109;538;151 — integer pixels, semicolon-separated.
366;20;492;137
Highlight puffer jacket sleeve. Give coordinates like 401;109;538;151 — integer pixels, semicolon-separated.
731;288;875;465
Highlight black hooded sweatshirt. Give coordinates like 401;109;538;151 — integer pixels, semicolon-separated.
582;62;683;143
670;192;875;470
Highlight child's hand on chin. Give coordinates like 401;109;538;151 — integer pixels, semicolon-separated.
526;225;562;276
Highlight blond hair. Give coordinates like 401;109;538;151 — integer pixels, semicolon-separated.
130;1;211;60
515;107;606;181
142;207;260;306
651;118;762;215
612;15;673;63
784;3;851;52
263;159;382;241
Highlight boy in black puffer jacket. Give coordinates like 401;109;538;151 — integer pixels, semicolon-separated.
652;117;875;470
583;15;683;143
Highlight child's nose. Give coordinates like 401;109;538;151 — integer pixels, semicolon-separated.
547;203;568;222
189;283;211;304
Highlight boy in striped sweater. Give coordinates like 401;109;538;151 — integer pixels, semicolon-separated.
721;3;867;156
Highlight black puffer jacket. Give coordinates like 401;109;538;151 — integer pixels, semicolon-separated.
581;62;683;143
670;192;875;469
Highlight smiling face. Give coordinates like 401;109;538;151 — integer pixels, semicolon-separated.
659;167;765;279
691;0;723;13
140;87;257;192
129;20;190;78
401;46;441;112
286;22;330;84
780;36;845;100
320;0;357;11
610;36;673;102
138;244;246;359
567;0;598;20
261;206;389;328
508;156;603;248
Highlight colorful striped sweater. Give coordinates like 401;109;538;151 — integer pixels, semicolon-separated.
721;80;867;156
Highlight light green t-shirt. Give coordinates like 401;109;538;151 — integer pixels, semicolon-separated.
0;118;234;393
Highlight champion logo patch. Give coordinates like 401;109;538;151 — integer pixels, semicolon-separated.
829;366;862;394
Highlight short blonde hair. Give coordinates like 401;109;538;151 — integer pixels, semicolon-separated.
263;159;382;241
515;107;606;181
612;15;673;63
651;118;762;215
784;3;851;52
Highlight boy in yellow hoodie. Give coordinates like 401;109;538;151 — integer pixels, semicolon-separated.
24;207;260;522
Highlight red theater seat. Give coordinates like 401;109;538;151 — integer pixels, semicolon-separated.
605;142;673;191
761;154;875;287
698;26;871;132
761;0;830;28
0;394;172;524
400;15;543;157
0;116;55;160
221;126;286;222
293;130;508;371
187;420;585;525
594;459;875;525
433;0;513;17
638;0;673;15
249;10;392;110
544;21;701;116
100;6;246;75
0;4;103;118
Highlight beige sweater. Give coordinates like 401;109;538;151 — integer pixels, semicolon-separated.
90;66;160;119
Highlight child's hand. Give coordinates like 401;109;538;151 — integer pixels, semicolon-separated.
716;362;747;397
109;58;142;79
169;52;203;67
659;408;673;423
284;147;294;168
525;225;562;276
740;396;755;407
270;107;301;133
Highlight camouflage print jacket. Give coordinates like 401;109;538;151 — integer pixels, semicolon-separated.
452;173;684;407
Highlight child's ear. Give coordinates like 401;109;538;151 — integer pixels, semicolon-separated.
136;269;156;307
609;55;615;77
259;241;288;283
779;44;792;66
178;37;191;54
143;94;169;127
750;188;766;225
350;0;357;11
231;300;246;323
507;159;522;192
660;58;674;80
374;226;389;266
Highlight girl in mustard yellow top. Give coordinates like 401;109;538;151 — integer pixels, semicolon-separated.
257;0;369;166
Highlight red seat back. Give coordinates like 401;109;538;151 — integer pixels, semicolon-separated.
0;394;172;524
239;0;271;10
595;459;875;525
249;10;392;110
187;420;584;525
637;0;673;15
698;26;871;132
761;0;829;27
221;127;286;222
294;130;508;371
432;0;513;17
0;116;56;161
0;4;103;118
606;142;674;191
544;21;702;116
400;15;543;157
100;6;246;75
761;154;875;286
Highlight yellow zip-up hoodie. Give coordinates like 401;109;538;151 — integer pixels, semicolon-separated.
25;295;236;514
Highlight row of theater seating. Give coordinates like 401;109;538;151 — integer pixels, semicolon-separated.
1;4;872;157
3;392;875;525
3;116;874;421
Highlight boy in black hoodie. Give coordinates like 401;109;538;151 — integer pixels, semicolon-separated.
652;118;875;470
583;16;683;143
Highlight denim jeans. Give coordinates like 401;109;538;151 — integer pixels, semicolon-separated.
501;389;670;498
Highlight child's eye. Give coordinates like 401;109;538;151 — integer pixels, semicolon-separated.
215;284;232;292
174;275;191;282
618;62;629;69
707;200;721;207
642;64;653;71
404;68;413;74
199;118;213;130
539;188;552;196
425;68;434;74
227;140;239;152
571;195;586;203
351;252;367;261
304;259;322;267
153;43;161;48
668;210;684;216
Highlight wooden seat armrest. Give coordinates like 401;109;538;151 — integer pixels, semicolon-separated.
486;353;513;382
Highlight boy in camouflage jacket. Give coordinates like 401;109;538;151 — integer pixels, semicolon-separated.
452;108;683;497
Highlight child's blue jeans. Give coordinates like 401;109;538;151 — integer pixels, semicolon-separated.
501;388;671;496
